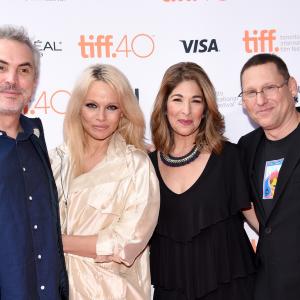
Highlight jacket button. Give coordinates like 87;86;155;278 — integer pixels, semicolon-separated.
265;227;272;234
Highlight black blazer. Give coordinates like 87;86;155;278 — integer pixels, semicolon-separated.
238;123;300;300
24;115;69;299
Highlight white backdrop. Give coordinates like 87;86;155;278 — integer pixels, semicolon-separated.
3;0;300;288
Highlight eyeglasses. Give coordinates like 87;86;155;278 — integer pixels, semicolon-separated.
238;80;289;100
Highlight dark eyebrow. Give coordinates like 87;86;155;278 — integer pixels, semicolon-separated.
0;60;33;68
169;93;183;98
19;62;34;68
170;93;203;98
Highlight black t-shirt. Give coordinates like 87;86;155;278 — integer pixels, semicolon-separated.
254;124;300;216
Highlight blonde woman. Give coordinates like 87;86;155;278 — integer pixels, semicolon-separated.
50;64;160;300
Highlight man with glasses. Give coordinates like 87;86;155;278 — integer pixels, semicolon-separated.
238;53;300;300
0;25;68;299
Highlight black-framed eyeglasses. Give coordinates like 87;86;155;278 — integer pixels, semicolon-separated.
238;80;289;100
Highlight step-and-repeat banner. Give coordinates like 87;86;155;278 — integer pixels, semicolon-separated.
3;0;300;256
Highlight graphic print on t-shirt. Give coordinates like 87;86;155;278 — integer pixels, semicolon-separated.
263;158;284;199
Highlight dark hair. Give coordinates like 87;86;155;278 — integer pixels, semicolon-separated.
240;53;290;86
240;53;298;102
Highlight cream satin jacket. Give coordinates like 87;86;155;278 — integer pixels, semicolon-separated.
50;133;160;300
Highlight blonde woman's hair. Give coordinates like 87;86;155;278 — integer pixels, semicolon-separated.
151;62;225;154
64;64;145;176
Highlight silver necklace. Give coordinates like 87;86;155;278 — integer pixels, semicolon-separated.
160;145;201;167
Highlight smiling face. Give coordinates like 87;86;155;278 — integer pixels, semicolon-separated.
166;80;205;141
0;39;36;115
241;62;298;132
80;80;123;145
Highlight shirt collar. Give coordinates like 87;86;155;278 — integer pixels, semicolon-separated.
18;115;40;140
0;114;38;140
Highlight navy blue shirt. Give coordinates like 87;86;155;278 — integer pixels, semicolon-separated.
0;116;62;299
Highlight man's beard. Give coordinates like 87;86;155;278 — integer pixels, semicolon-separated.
0;82;28;115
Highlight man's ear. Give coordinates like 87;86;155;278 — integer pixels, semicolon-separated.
241;98;246;109
288;76;298;98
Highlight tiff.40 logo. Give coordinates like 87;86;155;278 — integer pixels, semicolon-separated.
243;29;279;53
78;34;155;58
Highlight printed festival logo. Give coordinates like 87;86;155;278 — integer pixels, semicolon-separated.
78;34;155;59
243;29;300;53
23;89;71;116
23;88;141;116
216;91;239;109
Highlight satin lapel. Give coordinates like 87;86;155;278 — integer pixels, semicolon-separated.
248;128;267;224
267;127;300;218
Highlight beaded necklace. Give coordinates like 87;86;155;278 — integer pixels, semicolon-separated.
160;145;201;167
